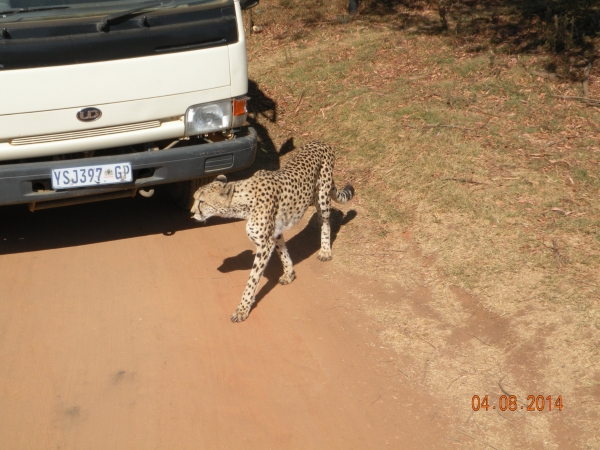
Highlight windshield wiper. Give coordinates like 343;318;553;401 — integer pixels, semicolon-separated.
97;0;173;32
0;6;70;15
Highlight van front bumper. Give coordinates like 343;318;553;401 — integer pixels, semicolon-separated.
0;128;257;207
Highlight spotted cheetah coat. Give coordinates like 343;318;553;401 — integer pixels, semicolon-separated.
191;142;354;322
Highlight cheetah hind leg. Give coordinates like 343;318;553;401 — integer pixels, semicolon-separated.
275;234;296;285
316;184;333;262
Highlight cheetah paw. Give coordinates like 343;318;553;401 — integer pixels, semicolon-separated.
317;249;332;262
230;308;250;323
278;272;296;285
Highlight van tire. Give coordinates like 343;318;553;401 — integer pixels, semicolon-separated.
168;177;215;210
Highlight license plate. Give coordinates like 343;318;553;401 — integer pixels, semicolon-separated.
51;163;132;190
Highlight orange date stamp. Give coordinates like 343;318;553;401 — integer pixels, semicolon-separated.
472;395;563;412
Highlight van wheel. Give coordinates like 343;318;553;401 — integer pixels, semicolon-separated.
168;177;215;210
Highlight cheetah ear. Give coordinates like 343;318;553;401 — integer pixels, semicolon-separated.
220;183;235;202
215;175;228;183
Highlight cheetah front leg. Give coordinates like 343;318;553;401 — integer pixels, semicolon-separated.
275;234;296;285
231;231;276;323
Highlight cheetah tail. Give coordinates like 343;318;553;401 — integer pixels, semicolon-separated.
330;183;355;204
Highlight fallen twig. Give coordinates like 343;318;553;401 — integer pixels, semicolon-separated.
469;105;500;118
429;409;438;423
550;208;573;216
547;159;571;167
348;251;406;256
319;102;339;119
415;334;438;350
404;123;477;131
292;90;305;115
498;376;512;397
447;373;478;389
441;177;488;185
552;94;600;107
424;123;476;131
552;239;566;268
323;305;346;312
463;331;490;346
370;394;382;406
578;279;600;289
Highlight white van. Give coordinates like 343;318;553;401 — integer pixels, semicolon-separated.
0;0;258;210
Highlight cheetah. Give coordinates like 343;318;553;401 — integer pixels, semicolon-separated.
191;142;354;322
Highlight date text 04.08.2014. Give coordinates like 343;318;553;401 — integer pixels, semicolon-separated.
472;395;563;412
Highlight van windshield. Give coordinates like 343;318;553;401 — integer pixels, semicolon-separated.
0;0;228;22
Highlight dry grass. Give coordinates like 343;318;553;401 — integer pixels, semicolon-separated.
244;1;600;447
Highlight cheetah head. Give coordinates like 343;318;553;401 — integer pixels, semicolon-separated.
191;175;235;222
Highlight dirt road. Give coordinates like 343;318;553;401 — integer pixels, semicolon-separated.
0;192;451;449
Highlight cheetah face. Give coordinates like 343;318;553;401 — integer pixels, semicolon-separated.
191;175;232;222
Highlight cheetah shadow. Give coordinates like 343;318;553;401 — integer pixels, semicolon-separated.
217;208;357;309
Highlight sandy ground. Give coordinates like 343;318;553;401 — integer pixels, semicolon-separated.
0;191;452;449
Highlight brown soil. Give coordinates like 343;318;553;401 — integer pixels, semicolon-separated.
0;192;454;449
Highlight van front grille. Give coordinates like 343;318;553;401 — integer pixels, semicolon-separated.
11;121;161;146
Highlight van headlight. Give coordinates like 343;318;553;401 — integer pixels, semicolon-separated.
185;97;248;136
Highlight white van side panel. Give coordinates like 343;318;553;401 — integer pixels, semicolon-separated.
229;1;248;98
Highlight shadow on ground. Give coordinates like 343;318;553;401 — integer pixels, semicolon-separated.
0;190;219;255
390;0;596;70
217;208;357;308
284;0;598;74
227;79;293;180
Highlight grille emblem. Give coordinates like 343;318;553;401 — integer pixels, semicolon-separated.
77;107;102;122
